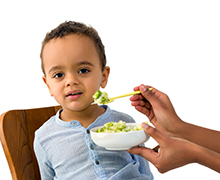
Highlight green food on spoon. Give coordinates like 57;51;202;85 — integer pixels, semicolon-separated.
92;90;110;105
92;88;153;105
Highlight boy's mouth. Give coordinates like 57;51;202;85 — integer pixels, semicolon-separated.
66;92;82;97
66;90;83;97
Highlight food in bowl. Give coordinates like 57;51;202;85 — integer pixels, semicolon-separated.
96;120;143;133
90;121;150;150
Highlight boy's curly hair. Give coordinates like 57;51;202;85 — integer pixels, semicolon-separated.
40;21;106;75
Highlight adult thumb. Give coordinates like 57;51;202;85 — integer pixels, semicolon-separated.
139;84;155;101
127;123;162;163
139;84;164;110
141;122;164;145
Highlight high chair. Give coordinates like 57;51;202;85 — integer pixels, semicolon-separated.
0;106;61;180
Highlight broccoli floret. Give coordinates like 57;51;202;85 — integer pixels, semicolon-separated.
134;124;143;131
93;90;102;100
93;90;110;104
96;127;105;133
100;92;110;104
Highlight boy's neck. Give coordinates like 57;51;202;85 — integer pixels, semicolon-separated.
60;105;106;128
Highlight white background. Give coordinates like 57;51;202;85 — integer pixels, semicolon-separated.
0;0;220;179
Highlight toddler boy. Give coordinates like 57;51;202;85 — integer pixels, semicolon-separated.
34;21;153;180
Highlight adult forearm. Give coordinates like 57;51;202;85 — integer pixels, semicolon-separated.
196;143;220;173
178;122;220;154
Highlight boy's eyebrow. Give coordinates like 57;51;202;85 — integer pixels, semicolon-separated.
48;66;63;74
48;61;94;74
77;60;94;67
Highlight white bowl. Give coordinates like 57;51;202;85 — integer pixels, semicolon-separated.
90;123;150;150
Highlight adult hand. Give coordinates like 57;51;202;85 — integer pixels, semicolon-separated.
131;84;220;154
129;85;220;173
130;84;183;137
127;123;197;173
127;123;220;173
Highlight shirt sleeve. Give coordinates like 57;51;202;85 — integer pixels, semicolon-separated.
34;134;55;180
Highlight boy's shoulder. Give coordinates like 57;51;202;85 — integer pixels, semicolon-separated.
35;114;56;137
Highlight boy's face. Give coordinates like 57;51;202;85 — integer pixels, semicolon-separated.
42;34;110;112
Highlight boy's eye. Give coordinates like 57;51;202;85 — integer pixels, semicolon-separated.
79;68;90;74
53;72;64;78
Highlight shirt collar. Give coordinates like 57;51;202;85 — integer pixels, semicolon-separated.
55;105;111;128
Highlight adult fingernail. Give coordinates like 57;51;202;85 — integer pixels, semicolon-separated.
141;122;149;129
140;84;147;92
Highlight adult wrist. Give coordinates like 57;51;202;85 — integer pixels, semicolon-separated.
171;117;186;139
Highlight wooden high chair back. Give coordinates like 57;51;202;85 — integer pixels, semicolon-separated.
0;106;61;180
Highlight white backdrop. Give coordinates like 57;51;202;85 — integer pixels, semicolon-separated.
0;0;220;179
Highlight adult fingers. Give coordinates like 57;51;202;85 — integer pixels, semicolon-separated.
139;84;173;112
127;146;159;165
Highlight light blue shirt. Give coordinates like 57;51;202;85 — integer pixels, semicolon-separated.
34;105;153;180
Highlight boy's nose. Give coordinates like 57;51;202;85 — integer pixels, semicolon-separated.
65;75;80;87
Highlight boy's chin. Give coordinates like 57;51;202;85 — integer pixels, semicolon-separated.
63;102;93;112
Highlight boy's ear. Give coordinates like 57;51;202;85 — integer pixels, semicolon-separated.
101;66;110;88
42;76;53;97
